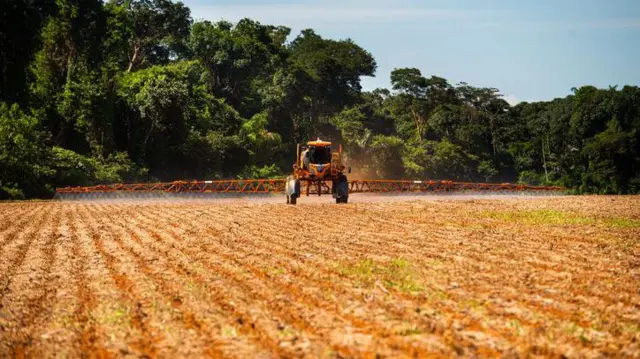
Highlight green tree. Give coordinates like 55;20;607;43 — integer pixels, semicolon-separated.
389;68;429;142
288;29;376;141
368;135;404;178
116;61;191;175
189;19;289;113
1;0;639;198
30;0;107;153
0;0;55;103
581;119;637;193
111;0;192;72
0;103;52;199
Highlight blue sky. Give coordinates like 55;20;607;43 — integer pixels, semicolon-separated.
182;0;640;104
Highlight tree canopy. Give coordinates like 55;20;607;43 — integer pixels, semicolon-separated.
0;0;638;199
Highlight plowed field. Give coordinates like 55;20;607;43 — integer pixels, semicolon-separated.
0;196;638;358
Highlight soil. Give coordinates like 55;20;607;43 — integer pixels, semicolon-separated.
0;195;638;358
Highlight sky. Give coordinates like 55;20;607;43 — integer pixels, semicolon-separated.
182;0;640;104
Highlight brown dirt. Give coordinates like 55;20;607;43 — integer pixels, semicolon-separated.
0;195;638;358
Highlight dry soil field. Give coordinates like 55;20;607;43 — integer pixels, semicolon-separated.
0;195;638;358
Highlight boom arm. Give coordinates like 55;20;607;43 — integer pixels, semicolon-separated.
56;179;564;195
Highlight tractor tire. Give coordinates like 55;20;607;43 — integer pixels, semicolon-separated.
285;176;300;205
335;175;349;204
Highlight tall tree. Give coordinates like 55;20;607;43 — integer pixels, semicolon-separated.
189;19;289;113
0;103;52;199
0;0;55;103
288;29;376;141
30;0;107;153
107;0;192;72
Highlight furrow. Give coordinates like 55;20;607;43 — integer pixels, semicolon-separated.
117;204;336;358
67;203;113;357
151;204;579;356
0;204;55;357
0;205;46;254
96;206;269;358
136;204;453;357
74;204;162;358
4;204;63;357
0;204;37;232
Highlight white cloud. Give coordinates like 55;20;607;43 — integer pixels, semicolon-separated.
503;94;523;106
186;0;640;33
189;4;482;26
576;18;640;29
479;18;640;32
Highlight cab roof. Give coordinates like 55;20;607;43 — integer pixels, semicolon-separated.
307;137;332;147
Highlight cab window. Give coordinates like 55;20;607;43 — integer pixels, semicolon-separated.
310;146;331;164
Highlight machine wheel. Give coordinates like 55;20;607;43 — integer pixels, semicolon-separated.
286;176;300;205
335;174;349;204
336;197;348;204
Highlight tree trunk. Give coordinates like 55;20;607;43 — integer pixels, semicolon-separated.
411;107;423;142
127;43;140;72
489;115;497;155
542;138;549;183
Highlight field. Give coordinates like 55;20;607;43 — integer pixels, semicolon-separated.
0;195;638;358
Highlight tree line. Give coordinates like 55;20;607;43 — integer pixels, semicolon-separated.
1;0;639;199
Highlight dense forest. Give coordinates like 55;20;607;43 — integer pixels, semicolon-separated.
1;0;639;199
